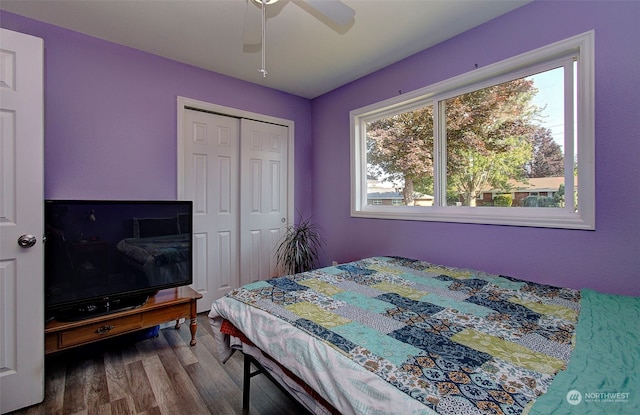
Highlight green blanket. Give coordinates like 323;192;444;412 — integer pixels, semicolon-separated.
528;289;639;415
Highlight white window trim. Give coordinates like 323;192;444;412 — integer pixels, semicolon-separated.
350;31;595;230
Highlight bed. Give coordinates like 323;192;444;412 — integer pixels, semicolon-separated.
208;256;639;415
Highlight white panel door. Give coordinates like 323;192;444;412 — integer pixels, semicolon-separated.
239;119;288;286
180;106;290;312
182;109;240;313
0;29;44;414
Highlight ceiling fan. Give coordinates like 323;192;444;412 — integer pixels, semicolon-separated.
243;0;356;76
243;0;356;45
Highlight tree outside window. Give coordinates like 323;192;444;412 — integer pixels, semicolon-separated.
366;71;566;208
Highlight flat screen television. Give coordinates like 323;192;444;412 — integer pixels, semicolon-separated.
44;200;193;321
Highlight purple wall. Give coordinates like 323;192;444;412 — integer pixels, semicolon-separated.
0;11;314;215
311;1;640;295
3;1;639;296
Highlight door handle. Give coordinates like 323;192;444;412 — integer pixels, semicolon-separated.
17;234;37;248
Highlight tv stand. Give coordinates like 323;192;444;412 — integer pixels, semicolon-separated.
45;286;202;354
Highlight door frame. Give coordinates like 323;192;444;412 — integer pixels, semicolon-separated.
176;96;295;225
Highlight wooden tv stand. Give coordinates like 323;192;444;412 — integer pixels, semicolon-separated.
45;286;203;354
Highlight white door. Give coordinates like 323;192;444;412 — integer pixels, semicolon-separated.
182;109;240;313
239;119;288;286
180;108;290;312
0;29;45;414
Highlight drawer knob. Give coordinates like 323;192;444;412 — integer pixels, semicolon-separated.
95;325;115;335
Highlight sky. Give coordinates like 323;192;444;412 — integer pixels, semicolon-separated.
529;67;565;148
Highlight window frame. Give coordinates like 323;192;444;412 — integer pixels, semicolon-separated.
350;31;595;230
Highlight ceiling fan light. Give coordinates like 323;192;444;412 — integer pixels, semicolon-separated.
252;0;279;5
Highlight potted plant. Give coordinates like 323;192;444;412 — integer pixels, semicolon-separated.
275;215;325;275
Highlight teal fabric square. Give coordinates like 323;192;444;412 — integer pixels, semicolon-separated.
332;321;422;366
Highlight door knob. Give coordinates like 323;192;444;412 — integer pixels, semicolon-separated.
17;234;37;248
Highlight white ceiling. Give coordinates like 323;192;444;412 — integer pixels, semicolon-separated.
1;0;531;98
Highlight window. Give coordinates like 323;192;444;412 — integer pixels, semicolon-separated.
351;32;594;229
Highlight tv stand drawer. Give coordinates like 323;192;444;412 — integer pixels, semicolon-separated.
45;287;203;354
59;314;143;348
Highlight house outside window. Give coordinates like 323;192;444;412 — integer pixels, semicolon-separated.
350;32;594;229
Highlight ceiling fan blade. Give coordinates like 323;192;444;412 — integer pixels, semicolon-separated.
304;0;355;26
242;0;262;45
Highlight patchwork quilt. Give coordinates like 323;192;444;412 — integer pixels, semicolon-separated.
212;256;582;415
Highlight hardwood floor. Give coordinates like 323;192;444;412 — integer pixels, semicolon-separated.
9;313;308;415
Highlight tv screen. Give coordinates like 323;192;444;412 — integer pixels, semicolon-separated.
44;200;193;320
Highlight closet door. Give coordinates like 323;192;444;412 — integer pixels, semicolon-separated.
181;109;290;312
182;109;240;313
239;119;289;286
